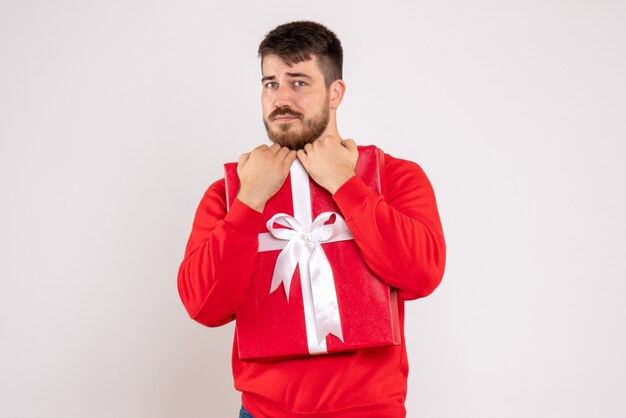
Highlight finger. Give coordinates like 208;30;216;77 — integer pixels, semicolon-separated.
253;144;269;153
342;138;357;150
276;146;290;160
237;153;250;177
296;149;308;164
269;143;281;154
238;152;250;166
322;135;339;144
303;143;313;154
284;150;297;167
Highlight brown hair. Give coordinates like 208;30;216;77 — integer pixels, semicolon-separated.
258;21;343;88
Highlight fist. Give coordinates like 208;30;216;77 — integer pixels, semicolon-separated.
237;143;297;212
296;136;358;194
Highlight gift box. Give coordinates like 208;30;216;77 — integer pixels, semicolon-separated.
224;145;400;361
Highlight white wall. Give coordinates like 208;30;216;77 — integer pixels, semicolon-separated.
1;1;625;417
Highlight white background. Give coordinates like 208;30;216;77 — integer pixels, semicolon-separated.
1;1;625;417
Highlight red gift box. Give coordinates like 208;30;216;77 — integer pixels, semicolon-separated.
224;145;400;361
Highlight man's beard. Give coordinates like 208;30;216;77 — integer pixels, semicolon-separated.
263;101;330;150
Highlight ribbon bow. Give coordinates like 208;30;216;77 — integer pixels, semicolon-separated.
266;212;350;344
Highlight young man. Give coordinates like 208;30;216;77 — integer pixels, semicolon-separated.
178;21;446;417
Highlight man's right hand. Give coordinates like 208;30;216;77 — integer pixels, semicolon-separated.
236;143;297;212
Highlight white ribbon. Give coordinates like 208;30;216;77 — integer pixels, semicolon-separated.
257;161;353;354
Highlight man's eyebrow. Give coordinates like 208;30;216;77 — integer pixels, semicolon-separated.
261;73;313;83
286;72;312;79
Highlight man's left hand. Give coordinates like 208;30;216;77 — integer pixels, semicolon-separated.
296;136;358;194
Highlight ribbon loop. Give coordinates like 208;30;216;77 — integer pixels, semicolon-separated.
265;211;351;344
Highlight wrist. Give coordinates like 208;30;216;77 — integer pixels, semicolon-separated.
328;173;355;195
236;190;267;213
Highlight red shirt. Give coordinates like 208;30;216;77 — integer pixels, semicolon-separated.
178;153;446;417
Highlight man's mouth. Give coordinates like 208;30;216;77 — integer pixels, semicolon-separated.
270;107;302;122
273;115;298;122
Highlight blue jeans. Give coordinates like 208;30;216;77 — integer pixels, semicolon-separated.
239;405;254;418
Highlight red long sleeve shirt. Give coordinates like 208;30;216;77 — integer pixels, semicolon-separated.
178;153;446;417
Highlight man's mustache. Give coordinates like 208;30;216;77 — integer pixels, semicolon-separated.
269;107;303;120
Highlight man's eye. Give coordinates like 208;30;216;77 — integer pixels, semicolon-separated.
293;81;307;87
265;82;278;89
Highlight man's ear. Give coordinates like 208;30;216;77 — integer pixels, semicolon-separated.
329;79;346;110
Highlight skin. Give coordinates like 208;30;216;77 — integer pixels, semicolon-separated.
237;54;359;212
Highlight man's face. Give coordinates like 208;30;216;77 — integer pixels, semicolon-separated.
261;54;330;150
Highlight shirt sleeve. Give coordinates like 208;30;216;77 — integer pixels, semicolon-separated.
177;179;265;327
332;154;446;300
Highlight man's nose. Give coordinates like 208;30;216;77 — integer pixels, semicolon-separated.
274;83;293;108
